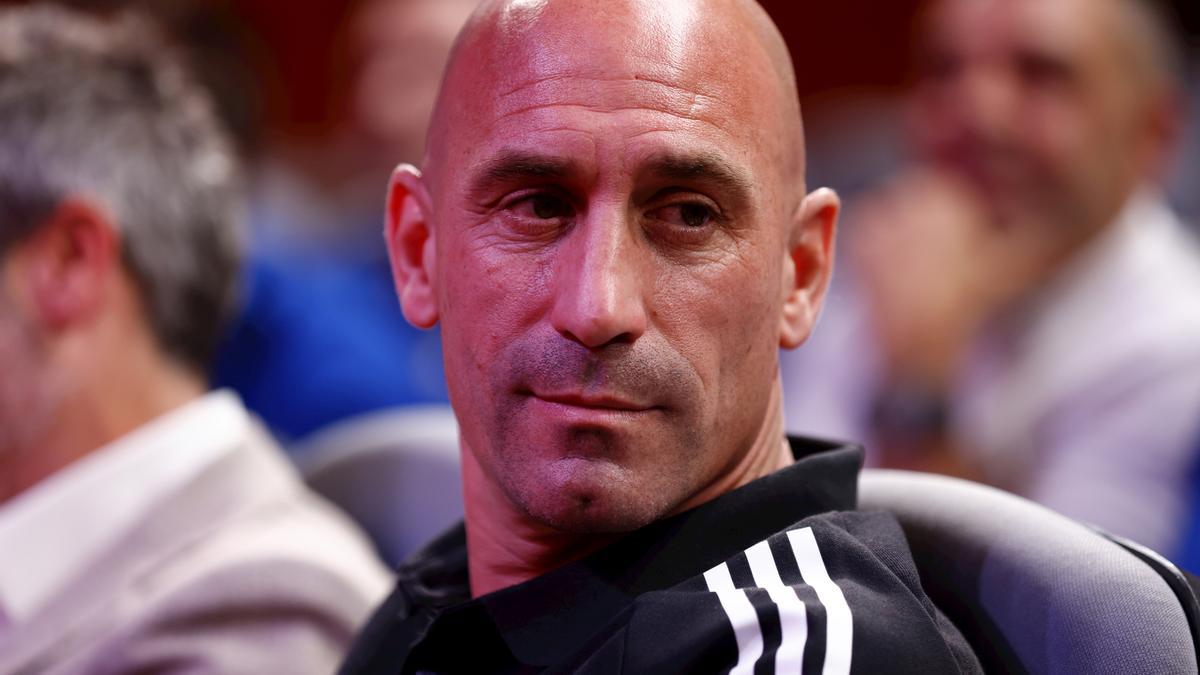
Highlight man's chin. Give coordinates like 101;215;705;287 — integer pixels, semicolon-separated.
526;503;661;535
509;459;676;535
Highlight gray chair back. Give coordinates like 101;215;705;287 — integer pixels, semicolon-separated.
860;469;1198;674
296;406;463;566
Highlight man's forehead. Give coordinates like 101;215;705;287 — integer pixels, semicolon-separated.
927;0;1115;61
430;0;795;176
489;75;736;136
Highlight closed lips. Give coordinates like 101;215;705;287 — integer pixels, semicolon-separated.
533;393;655;412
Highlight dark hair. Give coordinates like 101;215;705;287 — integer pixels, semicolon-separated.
1119;0;1189;87
0;4;243;374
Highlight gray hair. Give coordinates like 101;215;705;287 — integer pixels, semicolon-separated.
0;4;242;374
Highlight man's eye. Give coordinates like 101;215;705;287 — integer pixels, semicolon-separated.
679;203;713;228
651;202;717;229
1016;52;1072;89
523;194;571;220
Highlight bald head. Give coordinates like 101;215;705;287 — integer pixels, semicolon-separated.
424;0;805;203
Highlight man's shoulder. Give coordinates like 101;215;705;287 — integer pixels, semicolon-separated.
341;441;985;675
601;511;982;674
117;429;394;649
1045;197;1200;363
130;419;393;605
80;548;390;675
2;427;392;675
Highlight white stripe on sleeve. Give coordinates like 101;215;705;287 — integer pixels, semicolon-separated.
704;562;763;675
745;540;809;673
787;527;853;675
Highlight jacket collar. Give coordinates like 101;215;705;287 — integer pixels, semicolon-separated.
406;437;862;669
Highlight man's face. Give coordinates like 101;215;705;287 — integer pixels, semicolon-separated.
910;0;1157;235
418;0;808;533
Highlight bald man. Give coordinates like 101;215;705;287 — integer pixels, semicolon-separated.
340;1;982;672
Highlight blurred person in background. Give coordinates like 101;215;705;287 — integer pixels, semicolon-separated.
0;6;390;673
211;0;479;444
784;0;1200;556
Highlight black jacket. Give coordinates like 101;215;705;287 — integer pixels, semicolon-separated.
340;438;983;674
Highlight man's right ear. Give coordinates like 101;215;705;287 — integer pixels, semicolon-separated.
386;164;438;328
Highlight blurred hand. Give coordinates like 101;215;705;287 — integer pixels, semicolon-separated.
848;167;1054;388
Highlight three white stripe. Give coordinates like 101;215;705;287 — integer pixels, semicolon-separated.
746;539;810;673
788;528;853;675
703;527;853;675
703;563;763;675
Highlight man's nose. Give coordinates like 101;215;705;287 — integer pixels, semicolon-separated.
549;208;648;349
958;63;1018;142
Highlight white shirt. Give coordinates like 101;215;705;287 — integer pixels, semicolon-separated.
0;390;248;635
954;192;1200;553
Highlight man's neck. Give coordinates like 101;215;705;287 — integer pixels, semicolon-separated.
462;386;792;598
462;461;619;597
0;348;204;504
666;384;793;519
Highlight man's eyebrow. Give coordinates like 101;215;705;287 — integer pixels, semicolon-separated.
643;153;754;201
469;151;578;196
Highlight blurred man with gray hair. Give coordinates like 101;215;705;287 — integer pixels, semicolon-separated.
0;6;390;673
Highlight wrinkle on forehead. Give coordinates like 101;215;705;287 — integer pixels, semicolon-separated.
497;73;719;109
484;3;737;107
494;75;733;136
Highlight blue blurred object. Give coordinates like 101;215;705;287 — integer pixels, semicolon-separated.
211;252;449;444
1176;435;1200;574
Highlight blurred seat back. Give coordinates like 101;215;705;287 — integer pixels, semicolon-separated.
860;469;1200;674
296;406;462;567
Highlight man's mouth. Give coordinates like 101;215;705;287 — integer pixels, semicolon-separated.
529;391;657;413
